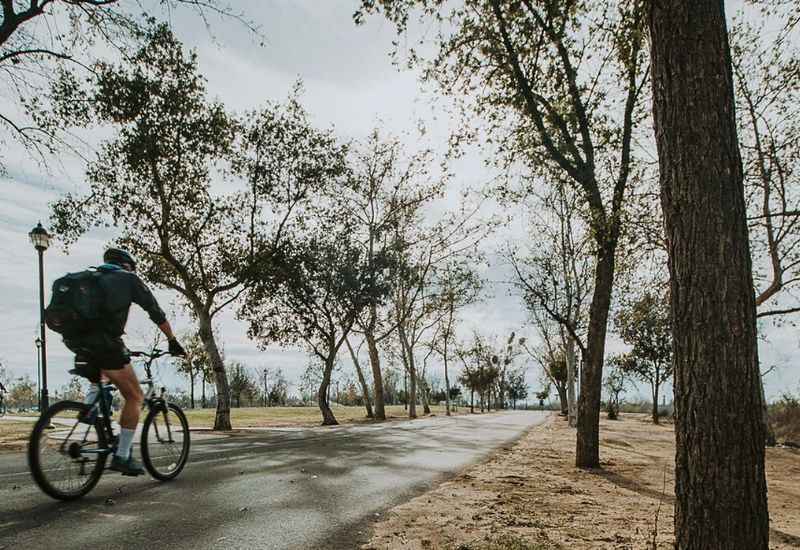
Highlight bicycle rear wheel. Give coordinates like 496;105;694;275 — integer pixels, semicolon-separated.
141;402;190;481
28;401;107;500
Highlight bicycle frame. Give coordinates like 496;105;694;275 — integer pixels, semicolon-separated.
73;347;176;457
132;349;177;445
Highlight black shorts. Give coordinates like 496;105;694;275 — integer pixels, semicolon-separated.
63;332;131;373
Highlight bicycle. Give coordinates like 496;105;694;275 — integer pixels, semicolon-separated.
28;347;190;500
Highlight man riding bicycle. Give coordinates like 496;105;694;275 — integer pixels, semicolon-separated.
62;248;185;476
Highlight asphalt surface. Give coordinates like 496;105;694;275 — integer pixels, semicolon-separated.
0;410;547;550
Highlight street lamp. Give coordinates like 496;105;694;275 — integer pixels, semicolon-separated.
262;368;268;408
35;336;42;409
29;222;51;414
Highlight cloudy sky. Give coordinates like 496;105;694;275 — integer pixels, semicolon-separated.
0;0;797;402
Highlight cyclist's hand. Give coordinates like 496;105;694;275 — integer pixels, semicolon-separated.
168;338;186;357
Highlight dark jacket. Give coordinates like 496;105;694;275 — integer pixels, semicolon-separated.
96;264;167;336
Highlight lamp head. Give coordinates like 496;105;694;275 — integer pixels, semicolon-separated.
29;222;51;251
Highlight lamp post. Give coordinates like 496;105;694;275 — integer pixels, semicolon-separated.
262;368;268;408
35;336;42;409
29;222;51;413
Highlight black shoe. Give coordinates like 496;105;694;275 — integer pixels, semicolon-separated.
109;455;145;476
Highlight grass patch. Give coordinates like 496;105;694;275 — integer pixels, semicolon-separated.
182;404;457;429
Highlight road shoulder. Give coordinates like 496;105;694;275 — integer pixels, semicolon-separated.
362;414;800;550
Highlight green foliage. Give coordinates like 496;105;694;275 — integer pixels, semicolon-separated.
457;334;501;399
507;367;529;406
729;10;800;318
0;0;252;170
356;0;649;222
612;291;672;422
768;390;800;444
49;26;343;430
242;224;379;360
535;384;551;403
177;333;214;383
267;370;289;407
8;376;36;409
603;361;627;420
227;362;258;408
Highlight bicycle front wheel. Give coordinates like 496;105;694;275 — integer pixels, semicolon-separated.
28;401;107;500
141;402;190;481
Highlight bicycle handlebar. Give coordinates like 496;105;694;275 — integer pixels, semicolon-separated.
130;349;170;359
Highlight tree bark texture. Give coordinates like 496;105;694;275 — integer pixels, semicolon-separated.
556;384;568;417
649;2;769;547
443;347;452;416
565;334;578;428
317;356;339;426
576;248;616;467
197;313;231;431
398;324;418;419
345;337;374;419
365;330;386;420
652;382;660;425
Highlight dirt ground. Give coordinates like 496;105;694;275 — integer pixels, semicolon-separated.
363;414;800;550
0;421;33;451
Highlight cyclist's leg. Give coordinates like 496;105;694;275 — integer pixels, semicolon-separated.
102;364;144;430
103;363;145;475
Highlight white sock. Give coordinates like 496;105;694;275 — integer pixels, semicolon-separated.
116;428;136;459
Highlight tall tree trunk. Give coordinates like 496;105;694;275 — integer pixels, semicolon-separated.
443;343;451;416
652;383;660;425
197;312;231;431
576;249;616;467
345;336;374;419
201;376;206;408
556;383;568;416
421;380;431;414
649;3;769;547
470;388;474;413
317;356;338;426
190;373;195;409
565;333;578;428
365;330;386;420
398;324;417;419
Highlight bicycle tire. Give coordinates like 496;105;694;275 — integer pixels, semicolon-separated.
141;402;190;481
28;400;106;501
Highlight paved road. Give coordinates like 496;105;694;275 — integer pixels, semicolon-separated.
0;411;547;550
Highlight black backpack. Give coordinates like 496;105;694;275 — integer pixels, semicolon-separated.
45;270;106;337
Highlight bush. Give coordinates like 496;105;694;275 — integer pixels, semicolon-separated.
769;392;800;444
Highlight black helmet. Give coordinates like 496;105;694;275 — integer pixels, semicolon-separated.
103;248;137;271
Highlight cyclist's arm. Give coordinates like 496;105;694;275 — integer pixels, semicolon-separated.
130;274;168;327
158;320;177;341
130;275;179;345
